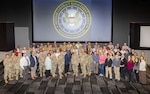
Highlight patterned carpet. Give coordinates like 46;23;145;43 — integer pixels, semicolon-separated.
0;60;150;94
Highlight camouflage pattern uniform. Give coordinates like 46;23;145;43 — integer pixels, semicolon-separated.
79;52;88;77
11;55;16;78
51;53;58;77
87;54;93;76
39;52;46;77
14;55;21;80
19;62;23;78
58;52;64;79
18;53;23;78
71;53;80;77
3;55;13;83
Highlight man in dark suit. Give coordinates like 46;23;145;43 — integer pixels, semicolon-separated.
30;51;38;80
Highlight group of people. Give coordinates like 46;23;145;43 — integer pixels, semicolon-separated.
3;41;148;85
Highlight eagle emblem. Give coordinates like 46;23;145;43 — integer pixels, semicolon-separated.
63;11;81;26
53;0;91;39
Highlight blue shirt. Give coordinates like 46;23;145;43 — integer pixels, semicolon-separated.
113;58;121;67
92;54;99;62
65;53;71;65
84;43;88;47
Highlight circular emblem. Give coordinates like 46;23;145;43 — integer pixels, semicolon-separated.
53;0;92;39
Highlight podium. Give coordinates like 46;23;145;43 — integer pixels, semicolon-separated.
0;23;15;51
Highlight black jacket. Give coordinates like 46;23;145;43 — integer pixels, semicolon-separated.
120;58;127;67
105;58;112;67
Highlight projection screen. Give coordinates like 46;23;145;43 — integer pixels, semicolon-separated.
32;0;112;42
140;26;150;47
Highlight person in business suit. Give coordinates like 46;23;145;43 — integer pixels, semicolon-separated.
64;50;72;76
30;52;38;80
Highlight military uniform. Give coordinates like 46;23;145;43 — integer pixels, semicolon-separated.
87;54;93;76
58;53;64;79
19;62;23;78
71;53;80;77
11;55;16;78
79;52;88;77
18;54;23;78
51;53;58;77
3;56;13;83
39;53;46;77
14;56;21;80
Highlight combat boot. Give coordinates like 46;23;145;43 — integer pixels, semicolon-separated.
88;72;91;76
83;74;86;78
73;73;76;76
16;77;18;80
5;80;8;84
9;78;13;81
80;73;84;76
59;74;62;79
75;73;78;77
65;73;67;76
40;74;43;77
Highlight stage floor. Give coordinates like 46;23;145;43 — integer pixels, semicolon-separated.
0;73;150;94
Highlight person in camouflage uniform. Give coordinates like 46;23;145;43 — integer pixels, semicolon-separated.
58;51;65;79
3;54;13;83
71;51;80;77
19;54;23;78
51;52;58;77
62;42;67;51
87;51;93;76
18;53;23;77
39;51;46;77
14;53;22;80
79;48;88;77
11;53;16;79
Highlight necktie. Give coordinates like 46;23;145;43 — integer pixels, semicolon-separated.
25;57;29;65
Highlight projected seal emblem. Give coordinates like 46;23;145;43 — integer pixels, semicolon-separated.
53;0;92;39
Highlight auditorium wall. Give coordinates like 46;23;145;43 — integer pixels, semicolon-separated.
1;0;150;47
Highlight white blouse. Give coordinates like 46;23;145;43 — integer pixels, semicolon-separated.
139;60;146;71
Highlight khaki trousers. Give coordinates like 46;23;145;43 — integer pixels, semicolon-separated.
105;66;112;79
114;66;120;80
31;67;36;78
94;62;98;74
